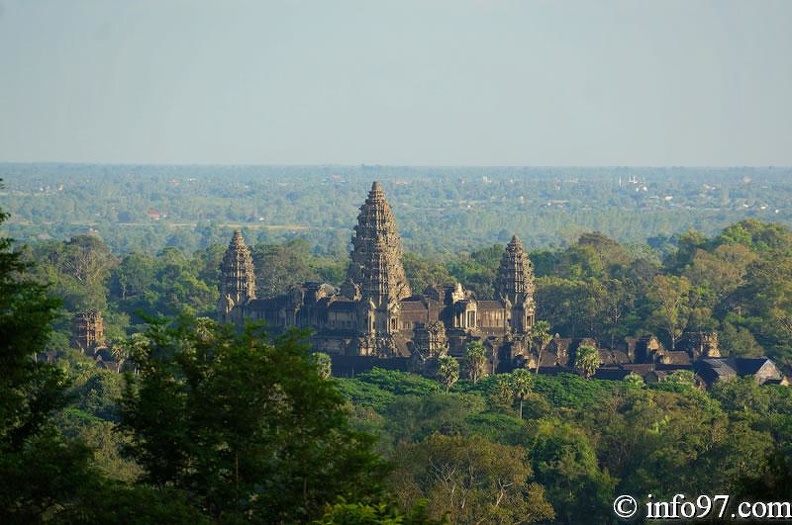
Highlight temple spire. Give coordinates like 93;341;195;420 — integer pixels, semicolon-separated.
495;234;536;334
348;181;412;306
218;230;256;320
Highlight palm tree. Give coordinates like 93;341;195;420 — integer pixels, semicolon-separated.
574;345;601;379
509;368;533;419
312;352;332;380
531;320;553;375
436;356;460;392
463;341;488;385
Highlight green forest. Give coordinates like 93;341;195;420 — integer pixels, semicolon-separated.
2;163;792;257
3;167;792;524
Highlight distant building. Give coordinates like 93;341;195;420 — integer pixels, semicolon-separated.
218;182;536;371
214;181;787;387
72;311;105;353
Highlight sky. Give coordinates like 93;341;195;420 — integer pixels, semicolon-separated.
0;0;790;166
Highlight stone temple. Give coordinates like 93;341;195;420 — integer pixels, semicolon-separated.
217;181;536;371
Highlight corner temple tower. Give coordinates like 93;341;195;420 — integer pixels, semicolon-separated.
217;230;256;322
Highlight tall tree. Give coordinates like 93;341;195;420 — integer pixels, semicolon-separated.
0;201;99;523
509;369;534;419
252;239;321;297
121;317;387;523
313;351;333;380
531;320;553;375
646;274;692;350
32;234;117;312
525;418;615;525
436;356;460;392
390;434;554;524
463;341;488;385
729;253;792;365
574;345;601;379
403;252;454;294
109;252;157;302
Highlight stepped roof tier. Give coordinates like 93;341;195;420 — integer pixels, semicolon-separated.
495;235;535;305
219;230;256;306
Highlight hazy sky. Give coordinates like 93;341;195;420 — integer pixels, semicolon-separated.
0;0;790;166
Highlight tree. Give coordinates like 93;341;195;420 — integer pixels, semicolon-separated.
435;356;460;392
576;231;630;271
392;434;554;524
0;200;103;523
735;447;792;504
729;253;792;365
665;229;709;273
665;370;696;388
313;351;333;379
525;418;615;524
594;388;728;499
509;369;534;419
486;374;516;413
718;219;792;255
383;393;484;446
312;499;449;525
390;434;554;524
683;245;754;307
109;252;157;302
646;274;692;350
574;345;601;379
252;239;321;297
109;248;219;323
719;319;764;357
30;234;117;312
111;332;150;373
121;317;387;523
462;341;488;385
149;247;216;318
600;278;634;350
444;245;500;300
534;277;593;338
530;320;553;375
623;373;644;389
403;252;454;294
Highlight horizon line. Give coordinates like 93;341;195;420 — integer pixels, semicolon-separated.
1;161;790;170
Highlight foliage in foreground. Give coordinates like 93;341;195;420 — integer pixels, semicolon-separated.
120;318;388;524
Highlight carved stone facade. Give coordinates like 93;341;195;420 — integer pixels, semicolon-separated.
682;331;721;359
347;182;413;356
72;311;104;353
495;235;536;335
217;230;257;324
218;181;536;365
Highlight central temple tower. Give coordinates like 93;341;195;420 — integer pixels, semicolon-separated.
495;235;536;335
347;181;412;354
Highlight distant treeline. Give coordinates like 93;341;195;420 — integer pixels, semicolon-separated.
2;163;792;256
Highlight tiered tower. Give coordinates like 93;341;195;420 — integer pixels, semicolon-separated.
217;230;257;322
348;182;412;353
495;235;536;335
72;311;104;354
